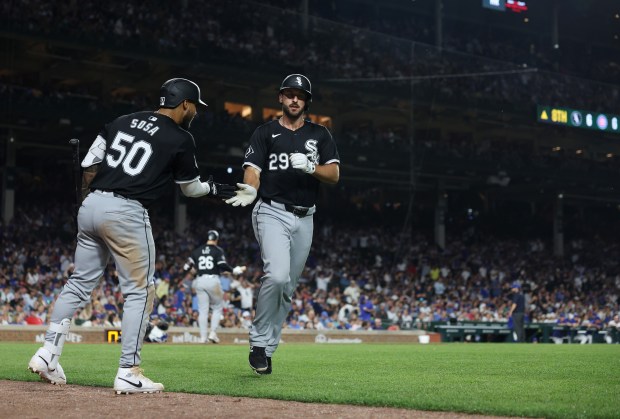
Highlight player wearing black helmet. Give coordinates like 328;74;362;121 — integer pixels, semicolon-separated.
159;78;208;129
28;78;236;394
185;230;246;344
226;74;340;375
280;74;312;111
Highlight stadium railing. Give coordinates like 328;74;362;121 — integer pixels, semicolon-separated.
431;321;610;344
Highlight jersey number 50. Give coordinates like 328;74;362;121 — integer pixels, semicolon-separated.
107;131;153;176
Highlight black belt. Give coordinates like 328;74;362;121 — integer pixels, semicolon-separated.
263;198;310;217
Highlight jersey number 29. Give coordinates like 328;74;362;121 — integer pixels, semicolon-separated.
268;153;290;171
107;131;153;176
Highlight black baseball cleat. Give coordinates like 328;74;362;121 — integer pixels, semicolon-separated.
256;357;272;375
249;346;268;373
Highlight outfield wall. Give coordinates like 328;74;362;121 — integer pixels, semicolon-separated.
0;326;441;345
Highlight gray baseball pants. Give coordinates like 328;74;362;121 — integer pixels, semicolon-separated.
250;199;314;357
46;191;155;367
192;274;224;341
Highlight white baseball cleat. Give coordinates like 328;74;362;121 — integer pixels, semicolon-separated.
114;366;164;395
208;331;220;344
28;347;67;385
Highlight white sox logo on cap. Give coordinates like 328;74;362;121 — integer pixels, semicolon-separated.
160;97;165;106
295;76;302;86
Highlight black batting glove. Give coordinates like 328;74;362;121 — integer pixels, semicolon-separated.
207;175;237;199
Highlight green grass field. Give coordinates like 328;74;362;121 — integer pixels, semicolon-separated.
1;343;618;418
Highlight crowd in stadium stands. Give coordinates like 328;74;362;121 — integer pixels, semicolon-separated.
2;1;618;171
2;77;619;179
2;0;618;113
303;0;618;85
1;1;619;341
340;123;619;174
1;201;618;342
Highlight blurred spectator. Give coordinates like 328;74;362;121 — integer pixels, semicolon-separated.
240;310;252;330
172;284;187;314
155;277;170;300
343;280;362;305
372;318;384;330
105;312;122;328
607;315;620;344
0;200;618;338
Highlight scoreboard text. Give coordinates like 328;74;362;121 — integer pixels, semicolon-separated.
537;106;620;134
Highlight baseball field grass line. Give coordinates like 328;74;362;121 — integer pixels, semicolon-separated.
1;343;618;418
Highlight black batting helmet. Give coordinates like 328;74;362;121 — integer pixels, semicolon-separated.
207;230;219;241
159;78;208;111
279;74;312;110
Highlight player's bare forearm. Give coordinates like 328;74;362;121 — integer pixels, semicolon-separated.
243;166;261;190
312;163;339;184
81;164;99;201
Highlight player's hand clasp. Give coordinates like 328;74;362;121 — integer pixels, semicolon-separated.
225;183;257;207
207;175;236;199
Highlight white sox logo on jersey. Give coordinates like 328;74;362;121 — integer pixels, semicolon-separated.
305;139;319;164
245;146;254;158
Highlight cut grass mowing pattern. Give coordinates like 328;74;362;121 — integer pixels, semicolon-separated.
1;342;618;418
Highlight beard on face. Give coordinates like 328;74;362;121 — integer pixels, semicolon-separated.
182;112;195;130
283;103;304;119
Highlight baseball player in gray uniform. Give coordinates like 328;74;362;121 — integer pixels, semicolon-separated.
28;78;235;393
185;229;246;344
226;74;340;374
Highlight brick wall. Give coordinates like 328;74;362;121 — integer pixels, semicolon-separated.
0;326;441;344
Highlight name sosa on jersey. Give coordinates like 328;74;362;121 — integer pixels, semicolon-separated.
87;110;204;208
129;117;160;136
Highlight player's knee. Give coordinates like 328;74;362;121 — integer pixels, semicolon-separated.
265;270;290;286
64;282;95;303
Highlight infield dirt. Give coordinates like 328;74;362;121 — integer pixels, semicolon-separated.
0;380;529;418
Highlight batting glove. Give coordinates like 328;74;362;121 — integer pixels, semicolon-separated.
207;175;236;199
289;153;316;174
225;183;257;207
